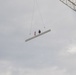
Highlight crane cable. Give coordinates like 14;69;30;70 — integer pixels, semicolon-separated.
29;0;45;35
29;0;35;35
35;0;45;28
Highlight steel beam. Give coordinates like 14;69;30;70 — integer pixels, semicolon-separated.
25;29;51;42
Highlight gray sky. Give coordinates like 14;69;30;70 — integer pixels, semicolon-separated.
0;0;76;75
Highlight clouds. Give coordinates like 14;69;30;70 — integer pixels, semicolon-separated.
67;45;76;54
0;60;69;75
0;0;76;75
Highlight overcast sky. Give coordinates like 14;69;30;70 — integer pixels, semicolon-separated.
0;0;76;75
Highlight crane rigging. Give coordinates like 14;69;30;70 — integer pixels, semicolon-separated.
25;0;51;42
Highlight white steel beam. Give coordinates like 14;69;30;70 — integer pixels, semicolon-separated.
25;29;51;42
